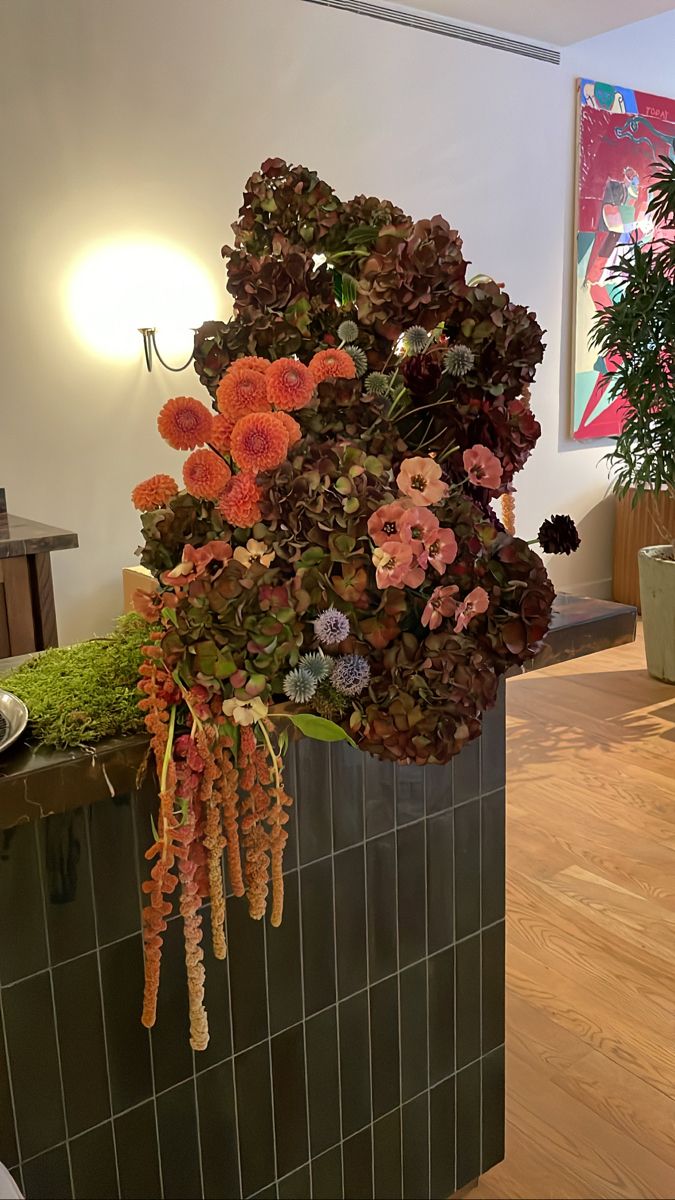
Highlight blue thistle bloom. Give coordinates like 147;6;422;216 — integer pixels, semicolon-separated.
338;319;359;344
443;344;474;376
283;667;318;704
313;607;350;647
364;371;390;398
330;654;371;697
344;345;368;377
299;651;331;682
401;326;430;355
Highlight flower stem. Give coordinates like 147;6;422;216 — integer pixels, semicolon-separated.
161;704;177;793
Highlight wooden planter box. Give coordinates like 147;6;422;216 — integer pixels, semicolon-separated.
613;489;675;611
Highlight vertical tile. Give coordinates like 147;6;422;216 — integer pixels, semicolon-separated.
235;1040;275;1198
481;689;505;795
70;1122;118;1200
331;743;364;851
402;1093;429;1200
395;765;424;827
364;756;394;839
334;845;367;998
149;915;193;1092
311;1144;342;1200
424;763;453;815
370;975;400;1119
454;800;480;940
338;991;371;1138
197;906;232;1070
455;934;481;1070
53;952;110;1136
266;871;302;1036
114;1097;161;1200
0;822;48;983
157;1078;202;1200
197;1059;240;1200
482;1044;505;1172
296;740;332;864
453;739;479;804
40;809;96;965
0;1012;18;1167
278;1163;310;1198
481;789;505;926
456;1061;481;1188
300;858;336;1016
430;1076;455;1200
428;948;454;1086
92;796;142;945
374;1108;402;1200
343;1126;373;1200
305;1006;340;1158
228;895;269;1053
21;1143;71;1200
426;810;453;954
399;961;427;1103
100;934;153;1113
397;821;426;968
271;1023;308;1179
366;834;397;983
482;922;505;1053
2;971;65;1158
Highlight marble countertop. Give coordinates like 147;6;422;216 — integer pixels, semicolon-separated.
0;512;79;560
0;594;637;828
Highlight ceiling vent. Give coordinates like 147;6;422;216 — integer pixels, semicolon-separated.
300;0;561;64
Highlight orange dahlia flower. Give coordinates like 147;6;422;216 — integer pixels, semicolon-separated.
157;396;213;450
309;348;356;384
274;411;302;446
230;412;289;473
218;473;262;527
266;358;315;411
216;368;269;420
210;412;237;454
131;473;179;511
228;355;270;376
183;449;232;500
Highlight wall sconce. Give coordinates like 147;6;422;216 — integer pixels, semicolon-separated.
139;327;196;372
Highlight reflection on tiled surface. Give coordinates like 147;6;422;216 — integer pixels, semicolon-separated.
0;688;506;1198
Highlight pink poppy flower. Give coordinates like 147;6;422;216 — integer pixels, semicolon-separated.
399;507;440;564
397;457;448;506
372;540;425;590
368;500;412;547
421;585;459;630
426;528;458;573
454;586;490;633
463;445;502;490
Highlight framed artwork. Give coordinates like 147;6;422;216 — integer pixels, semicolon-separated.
572;78;675;441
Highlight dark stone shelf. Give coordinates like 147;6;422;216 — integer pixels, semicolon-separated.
0;512;78;560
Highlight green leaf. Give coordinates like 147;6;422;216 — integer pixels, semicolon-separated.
341;273;358;307
285;713;357;747
162;606;178;627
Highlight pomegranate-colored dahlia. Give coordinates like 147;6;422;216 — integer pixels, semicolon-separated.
131;473;179;511
309;348;356;384
182;449;232;500
216;368;270;420
228;355;270;376
157;396;213;451
218;472;262;527
230;412;289;472
266;358;315;411
210;412;237;454
273;411;302;446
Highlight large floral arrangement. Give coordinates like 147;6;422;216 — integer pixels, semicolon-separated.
132;158;577;1049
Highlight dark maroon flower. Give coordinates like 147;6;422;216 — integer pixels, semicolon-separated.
400;353;442;398
537;515;580;555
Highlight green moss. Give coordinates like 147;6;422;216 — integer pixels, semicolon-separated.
1;613;152;748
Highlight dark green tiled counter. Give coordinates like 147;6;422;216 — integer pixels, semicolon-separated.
0;596;635;1199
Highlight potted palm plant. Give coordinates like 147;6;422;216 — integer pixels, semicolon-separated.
592;155;675;681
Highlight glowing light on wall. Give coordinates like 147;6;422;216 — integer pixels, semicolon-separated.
66;238;219;363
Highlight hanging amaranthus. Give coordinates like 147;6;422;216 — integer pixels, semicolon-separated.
501;492;516;536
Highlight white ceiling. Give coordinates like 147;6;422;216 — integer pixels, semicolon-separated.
369;0;675;45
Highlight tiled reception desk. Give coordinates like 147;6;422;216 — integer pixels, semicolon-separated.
0;597;636;1199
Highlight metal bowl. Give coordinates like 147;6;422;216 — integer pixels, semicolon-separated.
0;688;28;754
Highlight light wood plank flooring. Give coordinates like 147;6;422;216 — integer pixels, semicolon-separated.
474;625;675;1200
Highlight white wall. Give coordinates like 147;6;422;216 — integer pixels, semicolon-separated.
1;0;674;641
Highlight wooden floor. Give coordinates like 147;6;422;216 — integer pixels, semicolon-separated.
474;626;675;1200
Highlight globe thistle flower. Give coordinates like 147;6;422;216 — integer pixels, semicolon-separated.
313;607;350;647
299;651;331;682
364;371;390;398
338;319;359;344
344;345;368;377
537;514;580;555
314;684;348;719
283;667;318;704
401;326;430;356
330;654;371;697
443;344;474;376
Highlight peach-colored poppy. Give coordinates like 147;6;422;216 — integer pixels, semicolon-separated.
372;540;425;590
463;444;502;490
396;457;448;506
426;528;458;573
421;585;459;630
454;586;490;632
367;500;412;546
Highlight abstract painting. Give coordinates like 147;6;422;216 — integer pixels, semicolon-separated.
573;78;675;440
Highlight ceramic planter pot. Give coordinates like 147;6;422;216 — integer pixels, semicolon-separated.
638;546;675;683
613;489;675;611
